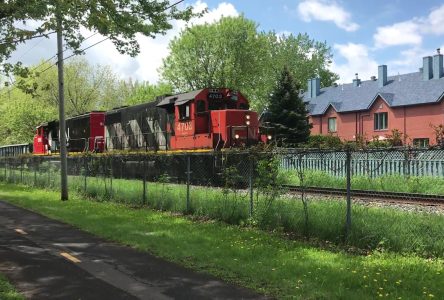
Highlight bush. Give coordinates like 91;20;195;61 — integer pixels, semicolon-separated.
304;134;343;149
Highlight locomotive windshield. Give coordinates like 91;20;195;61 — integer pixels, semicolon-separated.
206;90;248;110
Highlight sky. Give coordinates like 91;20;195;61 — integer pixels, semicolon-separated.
8;0;444;84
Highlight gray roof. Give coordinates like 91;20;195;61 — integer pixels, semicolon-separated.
157;89;204;107
306;72;444;116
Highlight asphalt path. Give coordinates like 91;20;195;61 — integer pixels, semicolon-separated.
0;200;265;300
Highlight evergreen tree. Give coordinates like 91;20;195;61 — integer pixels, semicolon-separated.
267;67;312;146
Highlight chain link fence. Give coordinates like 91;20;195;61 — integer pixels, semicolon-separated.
1;147;443;258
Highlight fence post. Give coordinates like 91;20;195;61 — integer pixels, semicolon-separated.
249;155;254;218
186;155;191;213
48;161;51;188
345;149;352;239
143;157;147;205
34;158;37;187
109;156;113;198
84;156;87;193
20;158;23;183
403;148;410;178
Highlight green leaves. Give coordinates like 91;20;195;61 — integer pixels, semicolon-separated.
125;82;173;106
267;67;312;146
161;17;338;112
0;0;196;75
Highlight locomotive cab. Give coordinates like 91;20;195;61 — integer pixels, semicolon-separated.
158;88;261;150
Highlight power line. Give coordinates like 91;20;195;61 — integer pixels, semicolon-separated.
0;32;56;46
0;32;99;96
0;0;185;96
59;0;186;56
14;36;47;62
166;0;185;10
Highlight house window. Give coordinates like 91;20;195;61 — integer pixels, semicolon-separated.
328;117;337;132
374;112;388;130
413;138;429;148
178;104;190;120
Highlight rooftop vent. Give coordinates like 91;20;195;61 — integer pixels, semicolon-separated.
333;82;338;87
370;76;376;81
352;73;361;87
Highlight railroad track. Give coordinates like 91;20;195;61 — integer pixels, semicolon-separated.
284;185;444;205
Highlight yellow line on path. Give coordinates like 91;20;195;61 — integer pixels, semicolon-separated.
15;229;27;235
60;252;81;263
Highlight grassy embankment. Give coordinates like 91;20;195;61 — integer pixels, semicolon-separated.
0;273;23;300
0;183;443;299
2;169;444;257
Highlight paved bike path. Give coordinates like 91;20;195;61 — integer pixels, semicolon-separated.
0;200;265;299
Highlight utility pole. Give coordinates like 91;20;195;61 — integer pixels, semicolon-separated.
56;8;68;201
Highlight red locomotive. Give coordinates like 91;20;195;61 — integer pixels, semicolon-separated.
157;88;261;150
31;88;268;155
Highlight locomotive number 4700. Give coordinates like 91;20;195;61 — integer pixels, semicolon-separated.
177;121;193;131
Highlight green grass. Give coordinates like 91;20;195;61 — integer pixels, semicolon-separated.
285;170;444;195
66;175;444;258
0;273;23;300
2;167;444;258
0;183;442;299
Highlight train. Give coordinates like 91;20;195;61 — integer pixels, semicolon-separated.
1;88;272;157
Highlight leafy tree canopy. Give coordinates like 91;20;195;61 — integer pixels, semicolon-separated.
266;66;312;146
161;16;265;94
161;16;338;111
0;0;196;76
0;58;171;144
125;81;173;106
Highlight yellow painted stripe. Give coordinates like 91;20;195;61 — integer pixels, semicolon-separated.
60;252;81;263
15;229;27;235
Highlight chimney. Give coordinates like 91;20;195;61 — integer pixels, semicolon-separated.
433;48;443;79
378;65;387;87
311;77;320;98
307;79;312;98
423;56;433;80
370;76;376;81
352;73;361;87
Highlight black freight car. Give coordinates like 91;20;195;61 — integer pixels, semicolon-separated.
105;99;172;151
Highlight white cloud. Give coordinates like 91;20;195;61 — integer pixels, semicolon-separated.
331;43;379;83
373;21;422;48
297;0;359;32
374;4;444;48
424;4;444;35
85;0;239;82
8;1;239;83
185;1;238;27
386;47;428;75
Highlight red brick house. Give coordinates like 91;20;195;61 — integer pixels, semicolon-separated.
305;51;444;146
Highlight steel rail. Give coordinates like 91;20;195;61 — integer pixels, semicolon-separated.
283;185;444;205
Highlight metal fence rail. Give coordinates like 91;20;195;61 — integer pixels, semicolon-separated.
1;147;443;258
